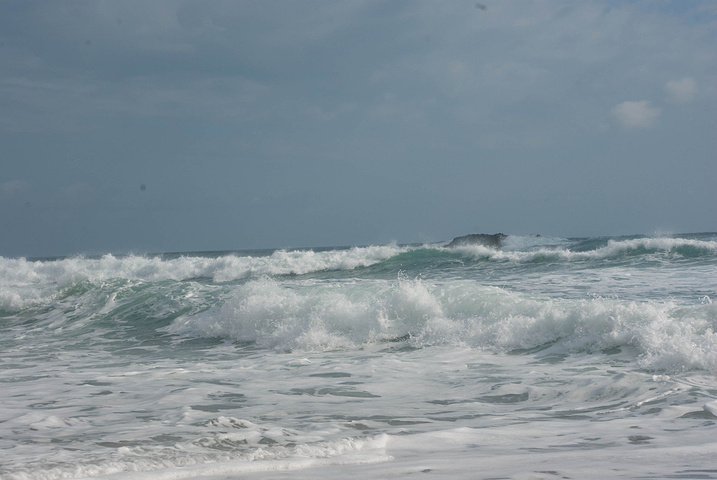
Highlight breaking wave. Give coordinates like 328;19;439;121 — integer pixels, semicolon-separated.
450;236;717;262
0;245;405;311
168;277;717;373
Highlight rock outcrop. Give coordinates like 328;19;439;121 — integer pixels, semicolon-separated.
446;233;506;248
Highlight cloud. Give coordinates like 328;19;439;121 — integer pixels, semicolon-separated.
611;100;661;129
1;180;30;197
665;77;697;103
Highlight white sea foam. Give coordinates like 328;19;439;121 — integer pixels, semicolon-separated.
1;433;390;480
1;246;404;285
3;237;714;312
0;245;405;311
452;236;717;262
3;236;716;480
168;277;717;372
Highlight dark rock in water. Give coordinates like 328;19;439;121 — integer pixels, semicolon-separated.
446;233;507;248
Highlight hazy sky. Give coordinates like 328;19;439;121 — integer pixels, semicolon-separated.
1;0;716;257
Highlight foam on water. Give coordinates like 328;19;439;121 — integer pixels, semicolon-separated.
167;277;717;373
2;233;716;480
0;245;405;312
2;245;404;284
2;428;390;480
3;235;715;312
451;236;717;262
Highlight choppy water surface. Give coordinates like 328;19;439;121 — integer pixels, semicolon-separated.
1;233;716;479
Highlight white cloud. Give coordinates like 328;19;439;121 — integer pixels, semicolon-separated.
665;77;697;104
611;100;661;129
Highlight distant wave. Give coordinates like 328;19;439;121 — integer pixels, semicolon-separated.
3;236;715;312
1;245;406;284
448;236;717;262
0;246;407;311
2;236;714;284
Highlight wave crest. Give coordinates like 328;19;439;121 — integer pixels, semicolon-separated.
451;236;717;262
167;278;717;373
0;246;405;312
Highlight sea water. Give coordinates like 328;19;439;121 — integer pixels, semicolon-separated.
1;233;716;479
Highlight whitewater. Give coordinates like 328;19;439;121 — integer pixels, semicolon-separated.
1;233;716;479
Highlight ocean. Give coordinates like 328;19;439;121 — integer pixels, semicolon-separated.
1;233;716;479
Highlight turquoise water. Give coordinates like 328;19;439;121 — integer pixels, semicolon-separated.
1;233;716;479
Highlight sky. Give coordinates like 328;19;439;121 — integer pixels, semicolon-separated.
1;0;716;257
